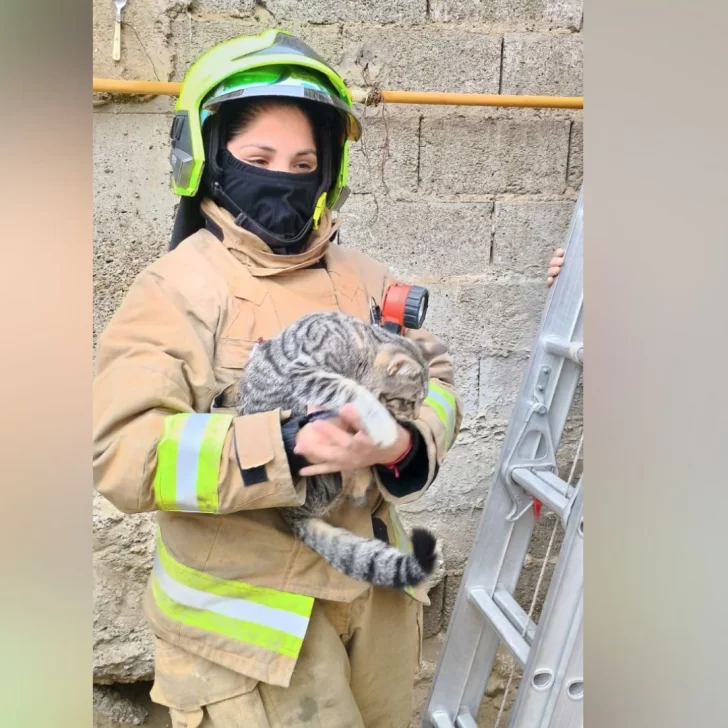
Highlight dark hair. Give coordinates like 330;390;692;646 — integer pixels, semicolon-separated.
224;97;309;142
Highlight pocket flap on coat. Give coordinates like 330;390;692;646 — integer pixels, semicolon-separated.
233;411;277;470
216;337;255;369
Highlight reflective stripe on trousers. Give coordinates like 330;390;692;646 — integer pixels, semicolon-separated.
152;533;314;660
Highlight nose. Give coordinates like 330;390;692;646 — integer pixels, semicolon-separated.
268;159;290;173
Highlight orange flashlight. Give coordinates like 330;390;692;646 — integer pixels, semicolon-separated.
371;282;429;334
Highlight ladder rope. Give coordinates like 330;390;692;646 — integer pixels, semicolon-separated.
494;431;584;727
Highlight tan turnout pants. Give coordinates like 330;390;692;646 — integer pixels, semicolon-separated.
152;586;423;728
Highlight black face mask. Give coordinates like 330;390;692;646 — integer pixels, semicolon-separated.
213;149;323;252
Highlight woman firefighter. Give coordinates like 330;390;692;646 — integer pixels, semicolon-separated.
93;29;463;727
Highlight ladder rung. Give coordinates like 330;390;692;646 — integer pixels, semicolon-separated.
455;710;479;728
429;711;455;728
493;587;537;643
511;468;571;521
468;587;530;666
543;335;584;364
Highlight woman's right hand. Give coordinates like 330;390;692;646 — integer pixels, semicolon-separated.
294;404;411;477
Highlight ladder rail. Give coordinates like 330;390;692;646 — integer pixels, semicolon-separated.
506;484;584;727
461;197;583;722
422;187;584;727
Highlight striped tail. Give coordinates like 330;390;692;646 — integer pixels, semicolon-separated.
293;517;437;589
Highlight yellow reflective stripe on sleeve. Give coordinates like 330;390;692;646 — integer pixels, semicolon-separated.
153;414;189;511
195;414;233;513
153;413;233;513
423;379;457;448
388;506;416;598
152;534;314;659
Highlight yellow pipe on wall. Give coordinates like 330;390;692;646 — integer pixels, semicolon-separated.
351;88;583;109
92;77;583;110
94;78;181;96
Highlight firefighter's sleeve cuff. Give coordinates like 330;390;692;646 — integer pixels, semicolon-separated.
374;422;431;498
219;410;306;511
280;417;309;478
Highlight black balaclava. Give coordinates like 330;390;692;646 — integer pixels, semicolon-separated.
213;149;322;251
210;99;341;254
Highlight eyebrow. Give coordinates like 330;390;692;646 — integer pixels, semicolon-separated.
238;144;316;156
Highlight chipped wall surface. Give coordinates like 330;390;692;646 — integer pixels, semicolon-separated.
93;0;583;685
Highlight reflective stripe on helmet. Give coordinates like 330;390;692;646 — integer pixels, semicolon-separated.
153;413;233;513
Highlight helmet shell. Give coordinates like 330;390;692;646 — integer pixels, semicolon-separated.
170;29;359;208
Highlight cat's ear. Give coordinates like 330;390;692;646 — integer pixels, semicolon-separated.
376;351;419;377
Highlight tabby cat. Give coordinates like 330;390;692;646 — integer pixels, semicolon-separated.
236;310;438;590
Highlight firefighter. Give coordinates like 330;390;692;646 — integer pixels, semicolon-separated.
94;29;462;727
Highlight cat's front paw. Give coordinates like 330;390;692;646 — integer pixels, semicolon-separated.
350;393;399;448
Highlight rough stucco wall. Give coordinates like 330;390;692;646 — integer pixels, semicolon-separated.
93;0;583;686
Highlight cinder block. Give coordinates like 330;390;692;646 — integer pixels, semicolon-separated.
422;579;445;637
442;571;463;629
493;200;575;277
347;111;420;196
419;116;570;195
267;0;425;24
171;18;344;79
423;280;549;357
92;0;176;82
93;113;177;341
93;493;157;683
340;28;501;93
339;195;492;278
568;121;583;190
191;0;257;15
430;0;583;31
501;34;583;96
452;355;480;418
479;353;531;414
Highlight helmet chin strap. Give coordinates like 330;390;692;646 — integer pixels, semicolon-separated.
209;179;317;252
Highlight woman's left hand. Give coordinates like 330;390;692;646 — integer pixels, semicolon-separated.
296;403;411;477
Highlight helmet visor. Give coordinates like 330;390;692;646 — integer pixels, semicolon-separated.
201;66;361;141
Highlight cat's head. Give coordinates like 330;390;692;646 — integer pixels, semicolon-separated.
371;339;430;422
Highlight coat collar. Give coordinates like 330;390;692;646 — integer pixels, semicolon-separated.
200;198;339;279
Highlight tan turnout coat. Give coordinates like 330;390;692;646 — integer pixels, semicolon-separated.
93;200;463;689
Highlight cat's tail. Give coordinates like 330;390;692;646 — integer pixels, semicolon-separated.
291;517;438;589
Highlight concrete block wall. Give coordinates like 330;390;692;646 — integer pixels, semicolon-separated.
93;0;583;685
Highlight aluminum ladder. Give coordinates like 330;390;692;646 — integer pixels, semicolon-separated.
422;187;584;728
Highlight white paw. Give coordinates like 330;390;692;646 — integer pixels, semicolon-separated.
351;393;399;448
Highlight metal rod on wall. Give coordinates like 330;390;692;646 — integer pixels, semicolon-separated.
92;77;584;109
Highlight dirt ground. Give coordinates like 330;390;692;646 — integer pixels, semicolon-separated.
95;634;516;728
